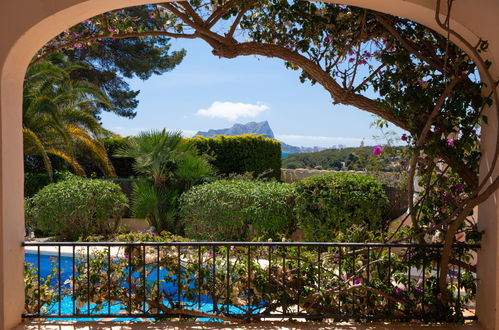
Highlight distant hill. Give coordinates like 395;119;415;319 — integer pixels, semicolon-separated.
281;142;301;153
195;121;327;153
282;146;405;171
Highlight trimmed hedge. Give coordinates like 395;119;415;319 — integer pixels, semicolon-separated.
25;175;128;240
294;173;388;241
188;135;281;180
179;180;295;241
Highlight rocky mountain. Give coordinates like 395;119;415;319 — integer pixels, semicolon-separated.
195;121;275;139
194;121;324;153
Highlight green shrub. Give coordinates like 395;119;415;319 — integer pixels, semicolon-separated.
179;180;295;241
189;135;281;180
25;176;128;240
294;173;388;241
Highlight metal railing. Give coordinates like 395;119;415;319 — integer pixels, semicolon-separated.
22;241;479;322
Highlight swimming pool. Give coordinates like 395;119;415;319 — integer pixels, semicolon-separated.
24;252;255;321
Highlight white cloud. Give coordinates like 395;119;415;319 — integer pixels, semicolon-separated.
196;101;269;121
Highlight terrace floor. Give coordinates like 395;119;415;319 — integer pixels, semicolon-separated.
15;321;484;330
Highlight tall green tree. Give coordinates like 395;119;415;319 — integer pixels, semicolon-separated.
23;56;116;178
34;6;185;119
116;129;213;232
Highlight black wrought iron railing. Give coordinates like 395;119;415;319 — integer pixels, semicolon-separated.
22;241;479;322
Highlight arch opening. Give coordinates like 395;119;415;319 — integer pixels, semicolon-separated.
1;0;499;328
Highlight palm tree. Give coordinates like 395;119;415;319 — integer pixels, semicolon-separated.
116;129;213;232
23;56;116;178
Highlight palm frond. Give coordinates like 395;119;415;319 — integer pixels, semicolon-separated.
46;149;85;176
23;128;53;179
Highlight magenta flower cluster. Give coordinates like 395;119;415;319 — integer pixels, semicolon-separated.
372;146;384;156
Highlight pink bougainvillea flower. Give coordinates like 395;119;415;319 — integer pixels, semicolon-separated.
393;287;402;295
372;146;384;156
353;278;361;285
447;138;454;146
124;254;129;259
84;19;91;23
401;133;407;141
325;35;332;43
429;223;435;229
73;43;83;48
348;58;355;63
108;28;116;33
456;183;463;192
401;159;407;164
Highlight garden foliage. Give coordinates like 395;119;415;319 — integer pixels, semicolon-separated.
294;173;388;241
180;180;295;241
283;146;405;171
23;56;115;178
25;175;128;240
189;135;281;180
116;130;213;233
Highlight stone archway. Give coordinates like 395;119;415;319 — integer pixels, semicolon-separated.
1;1;498;328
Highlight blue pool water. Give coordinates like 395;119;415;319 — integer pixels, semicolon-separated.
25;253;256;321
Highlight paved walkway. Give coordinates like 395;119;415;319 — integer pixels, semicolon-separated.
15;321;484;330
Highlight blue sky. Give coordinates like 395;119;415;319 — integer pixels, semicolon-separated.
101;37;405;148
